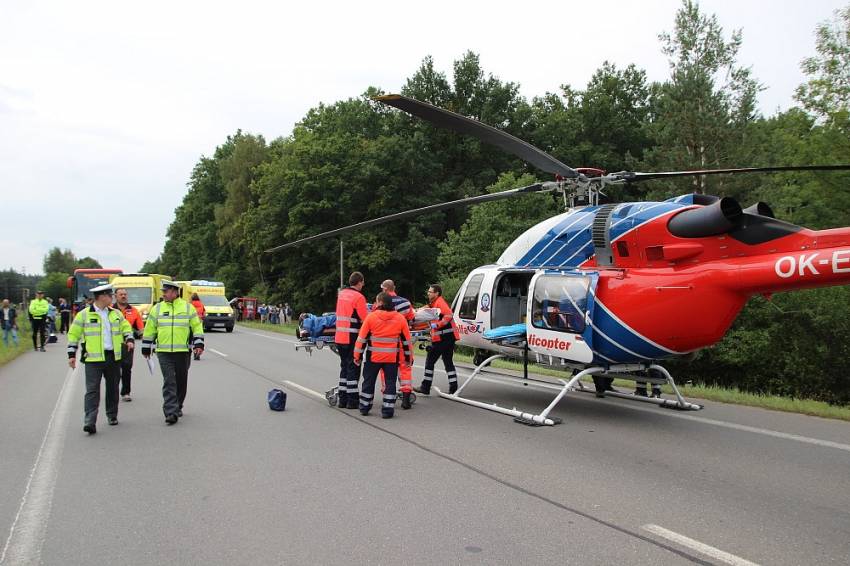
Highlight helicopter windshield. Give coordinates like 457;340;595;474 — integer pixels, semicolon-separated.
531;275;590;334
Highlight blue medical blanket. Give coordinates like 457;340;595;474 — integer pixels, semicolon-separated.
483;324;527;341
301;313;337;339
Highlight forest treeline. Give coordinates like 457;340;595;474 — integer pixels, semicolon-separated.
142;2;850;404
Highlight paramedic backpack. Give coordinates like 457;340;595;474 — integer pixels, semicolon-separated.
267;388;287;411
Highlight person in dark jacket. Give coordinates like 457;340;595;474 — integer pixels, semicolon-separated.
1;299;18;347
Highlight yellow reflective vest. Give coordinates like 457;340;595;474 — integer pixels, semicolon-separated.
67;306;133;362
29;298;49;319
142;298;204;354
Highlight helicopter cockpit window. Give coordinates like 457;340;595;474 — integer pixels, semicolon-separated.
531;275;590;334
459;274;485;320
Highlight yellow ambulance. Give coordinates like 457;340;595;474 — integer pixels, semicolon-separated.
109;273;174;320
178;280;235;332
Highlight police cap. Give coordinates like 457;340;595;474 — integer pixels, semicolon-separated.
90;284;114;297
161;280;180;292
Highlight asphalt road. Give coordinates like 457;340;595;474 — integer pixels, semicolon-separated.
1;326;849;565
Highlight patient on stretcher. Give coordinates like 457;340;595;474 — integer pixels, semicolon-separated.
298;313;337;340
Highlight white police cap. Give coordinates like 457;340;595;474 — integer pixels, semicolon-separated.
161;280;180;291
90;284;114;296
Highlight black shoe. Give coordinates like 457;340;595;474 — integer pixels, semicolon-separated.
651;388;662;399
381;411;394;419
177;409;183;417
165;414;178;425
346;397;359;410
401;393;412;410
359;408;369;416
634;387;648;397
448;382;458;394
83;424;96;434
108;417;118;426
337;392;348;407
413;384;431;395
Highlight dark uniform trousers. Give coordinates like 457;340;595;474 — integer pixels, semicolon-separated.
158;352;190;417
360;361;398;417
119;342;134;396
336;343;361;402
31;318;46;349
423;336;457;388
84;350;120;426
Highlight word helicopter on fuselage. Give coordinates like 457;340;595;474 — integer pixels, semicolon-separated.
267;94;850;426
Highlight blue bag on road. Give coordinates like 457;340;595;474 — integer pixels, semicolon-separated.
267;388;287;411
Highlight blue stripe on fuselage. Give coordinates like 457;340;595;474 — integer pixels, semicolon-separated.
516;202;687;269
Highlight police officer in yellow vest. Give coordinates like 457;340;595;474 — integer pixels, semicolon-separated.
29;290;50;351
67;284;134;434
141;280;204;425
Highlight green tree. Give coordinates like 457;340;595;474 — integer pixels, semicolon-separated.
42;247;75;275
38;272;71;302
646;0;761;196
795;6;850;124
76;256;102;269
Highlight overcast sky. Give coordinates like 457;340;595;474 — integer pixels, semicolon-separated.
1;0;846;276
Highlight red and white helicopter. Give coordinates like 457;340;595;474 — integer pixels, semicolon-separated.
269;94;850;425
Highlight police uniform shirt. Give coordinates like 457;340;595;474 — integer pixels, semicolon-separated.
92;304;114;351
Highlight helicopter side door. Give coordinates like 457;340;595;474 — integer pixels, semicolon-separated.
527;271;598;364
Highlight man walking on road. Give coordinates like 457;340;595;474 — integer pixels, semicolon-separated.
114;288;145;401
28;290;49;351
67;284;135;434
141;280;204;425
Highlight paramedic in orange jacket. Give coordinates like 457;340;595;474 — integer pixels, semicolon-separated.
335;272;369;409
354;292;414;419
414;284;460;395
376;279;416;409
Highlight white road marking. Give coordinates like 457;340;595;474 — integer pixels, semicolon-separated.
1;365;77;565
237;328;301;345
207;348;228;357
642;524;760;566
282;380;326;401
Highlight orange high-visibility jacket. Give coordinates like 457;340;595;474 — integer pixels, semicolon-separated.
334;287;369;345
118;304;145;332
353;310;414;365
429;295;459;342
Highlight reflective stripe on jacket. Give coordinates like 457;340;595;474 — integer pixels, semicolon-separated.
67;306;133;362
429;295;459;342
353;310;414;365
142;298;204;354
334;287;369;345
374;291;415;322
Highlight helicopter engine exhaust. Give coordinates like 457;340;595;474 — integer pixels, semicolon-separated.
743;201;775;218
667;197;743;238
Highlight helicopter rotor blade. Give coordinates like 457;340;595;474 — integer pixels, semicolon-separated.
375;94;578;179
264;182;547;253
610;164;850;183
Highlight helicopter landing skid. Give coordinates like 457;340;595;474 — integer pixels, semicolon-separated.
573;364;703;411
434;357;701;426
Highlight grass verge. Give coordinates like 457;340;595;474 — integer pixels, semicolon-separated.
240;322;850;422
0;319;35;367
237;320;300;336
